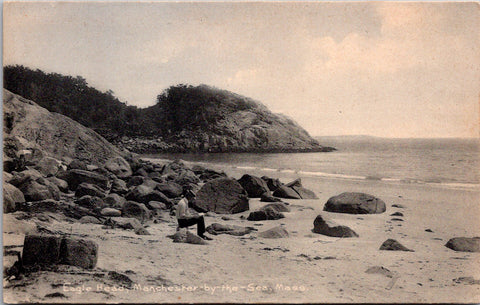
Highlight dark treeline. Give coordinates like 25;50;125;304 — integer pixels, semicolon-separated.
3;65;162;140
3;65;264;142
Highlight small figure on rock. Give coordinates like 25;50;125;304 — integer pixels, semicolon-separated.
176;193;213;240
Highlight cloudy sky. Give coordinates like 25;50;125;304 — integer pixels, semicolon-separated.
4;2;479;138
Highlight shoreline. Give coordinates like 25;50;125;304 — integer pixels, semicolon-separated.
4;156;480;303
142;156;480;192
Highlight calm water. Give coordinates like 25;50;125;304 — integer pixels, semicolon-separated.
143;137;480;188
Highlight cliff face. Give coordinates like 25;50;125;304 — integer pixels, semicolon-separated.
119;85;334;153
3;89;125;164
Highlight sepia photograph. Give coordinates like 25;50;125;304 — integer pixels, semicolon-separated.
2;1;480;303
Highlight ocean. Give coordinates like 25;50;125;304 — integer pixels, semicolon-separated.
143;137;480;190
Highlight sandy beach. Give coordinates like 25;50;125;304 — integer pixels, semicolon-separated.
3;162;480;303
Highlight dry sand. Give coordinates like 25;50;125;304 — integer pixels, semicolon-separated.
3;164;480;303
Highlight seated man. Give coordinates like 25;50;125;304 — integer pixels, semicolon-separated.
176;194;212;240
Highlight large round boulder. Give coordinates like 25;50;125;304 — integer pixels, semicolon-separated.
238;174;270;198
193;178;249;214
323;192;386;214
312;215;358;237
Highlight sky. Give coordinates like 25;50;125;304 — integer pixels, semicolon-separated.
3;2;480;138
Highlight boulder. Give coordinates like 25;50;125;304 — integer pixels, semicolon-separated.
104;193;127;209
146;201;168;210
324;192;386;214
171;230;208;245
46;176;69;193
258;226;289;239
18;179;60;202
261;176;283;192
195;168;227;182
65;169;110;191
3;182;25;213
3;171;13;183
291;186;318;199
125;185;172;206
445;237;480;253
79;216;102;224
105;157;132;178
9;168;43;186
75;183;106;198
260;193;283;202
260;202;291;213
122;201;151;223
100;208;122;217
134;168;149;177
312;215;359;237
193;178;249;214
154;182;183;198
206;223;255;236
22;234;62;266
173;170;201;186
74;195;106;212
18;199;64;214
104;217;143;230
34;156;64;177
272;185;301;199
134;227;151;235
127;176;146;187
247;206;285;221
111;178;128;194
59;237;98;269
238;174;270;198
68;159;88;171
3;89;124;165
285;178;302;188
379;239;414;252
390;212;404;217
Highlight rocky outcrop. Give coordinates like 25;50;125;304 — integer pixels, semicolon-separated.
116;85;335;153
324;192;386;214
193;178;249;214
312;215;358;237
445;237;480;252
3;89;125;165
